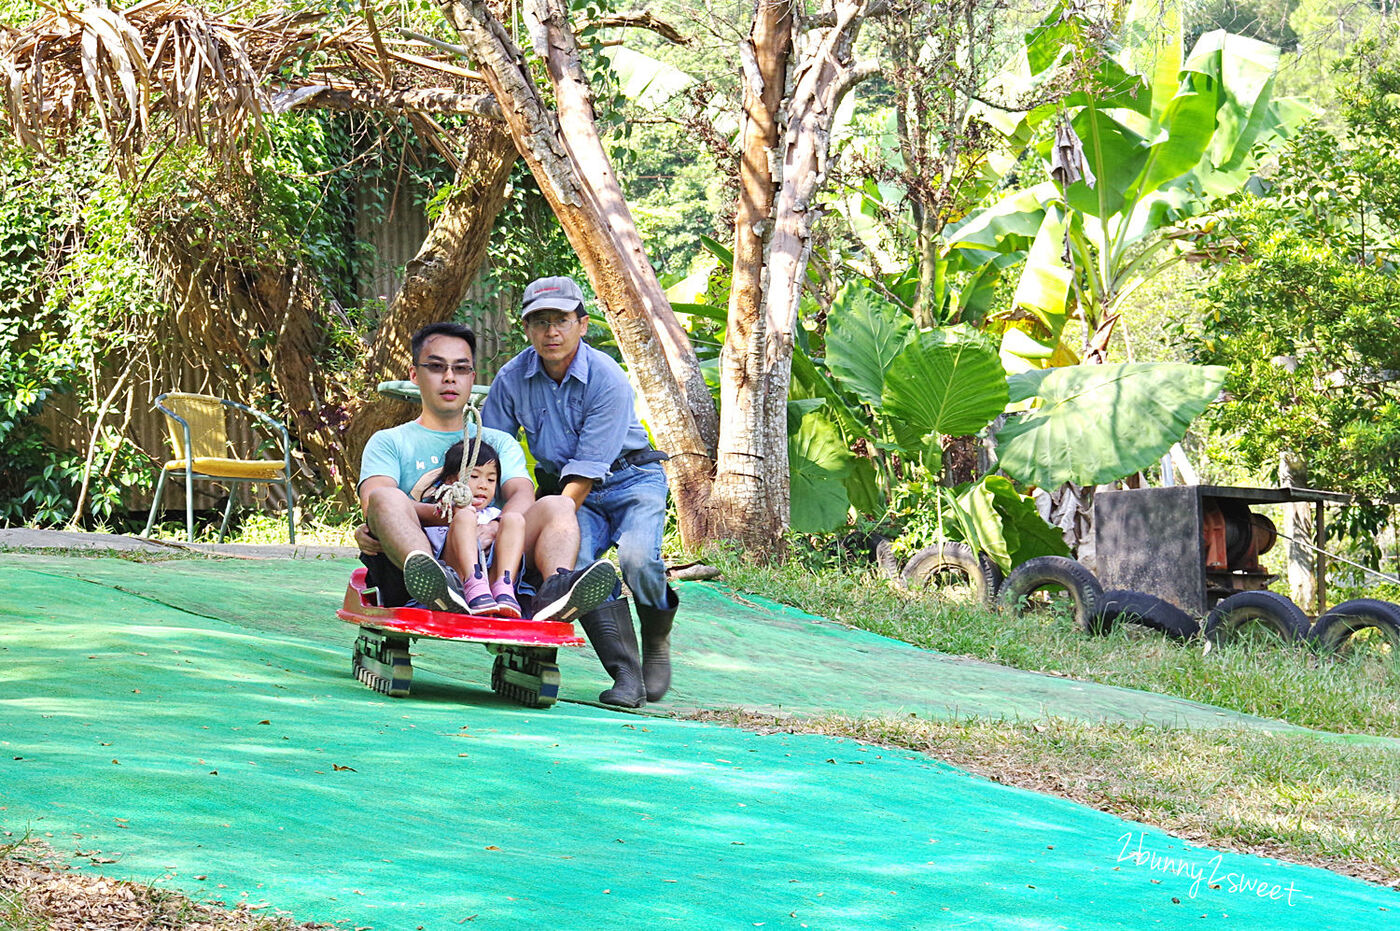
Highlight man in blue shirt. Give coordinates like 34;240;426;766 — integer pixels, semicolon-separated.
356;321;617;622
484;277;679;708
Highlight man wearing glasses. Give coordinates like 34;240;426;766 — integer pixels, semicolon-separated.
483;277;679;708
356;321;617;622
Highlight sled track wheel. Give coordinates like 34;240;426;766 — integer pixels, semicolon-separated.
491;648;561;708
352;632;413;697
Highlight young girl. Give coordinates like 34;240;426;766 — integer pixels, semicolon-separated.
423;440;525;618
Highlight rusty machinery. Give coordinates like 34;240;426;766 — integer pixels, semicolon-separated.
1093;485;1350;617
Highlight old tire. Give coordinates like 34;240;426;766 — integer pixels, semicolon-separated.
1095;589;1199;639
1203;591;1309;647
901;541;1004;606
1310;599;1400;662
998;556;1104;634
873;534;903;583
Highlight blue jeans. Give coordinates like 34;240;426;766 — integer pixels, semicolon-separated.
575;462;669;610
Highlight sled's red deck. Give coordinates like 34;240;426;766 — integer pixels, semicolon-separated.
337;568;584;647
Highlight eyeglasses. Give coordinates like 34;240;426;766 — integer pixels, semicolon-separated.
417;361;475;376
525;313;579;333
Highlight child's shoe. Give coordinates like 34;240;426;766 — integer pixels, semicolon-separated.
462;564;499;616
491;574;522;619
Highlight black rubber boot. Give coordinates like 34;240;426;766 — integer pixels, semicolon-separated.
636;587;679;702
578;597;645;708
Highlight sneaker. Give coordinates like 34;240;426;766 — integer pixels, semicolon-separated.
532;560;618;622
462;564;499;616
491;583;523;620
403;551;469;613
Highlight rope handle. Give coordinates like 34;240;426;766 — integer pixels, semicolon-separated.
424;399;488;526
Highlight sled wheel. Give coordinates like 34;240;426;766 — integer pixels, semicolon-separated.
1095;589;1199;639
998;556;1104;634
1310;599;1400;663
353;631;413;697
491;647;561;708
1203;591;1309;648
901;541;1004;606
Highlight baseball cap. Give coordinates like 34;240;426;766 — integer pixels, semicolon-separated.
521;276;585;319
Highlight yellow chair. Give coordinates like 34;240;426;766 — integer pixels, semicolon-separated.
142;393;297;543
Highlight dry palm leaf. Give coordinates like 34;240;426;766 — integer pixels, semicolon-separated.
0;0;495;173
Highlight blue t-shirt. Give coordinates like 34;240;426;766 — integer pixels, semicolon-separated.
358;421;528;502
483;342;650;483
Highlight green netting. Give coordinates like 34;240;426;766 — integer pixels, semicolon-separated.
1;554;1397;929
0;554;1344;732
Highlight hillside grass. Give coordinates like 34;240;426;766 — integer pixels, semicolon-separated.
714;550;1400;737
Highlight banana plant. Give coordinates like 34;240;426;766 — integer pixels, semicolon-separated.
945;2;1310;370
792;281;1226;568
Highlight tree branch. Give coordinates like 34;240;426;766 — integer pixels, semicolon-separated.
804;0;891;28
577;11;690;44
270;83;504;120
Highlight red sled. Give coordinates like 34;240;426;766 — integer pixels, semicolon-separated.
337;568;584;708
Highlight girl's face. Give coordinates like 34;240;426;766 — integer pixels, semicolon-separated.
466;460;499;509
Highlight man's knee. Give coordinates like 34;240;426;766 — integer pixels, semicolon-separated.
531;494;576;527
616;530;663;578
364;485;413;523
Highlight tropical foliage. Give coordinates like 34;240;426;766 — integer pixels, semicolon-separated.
1190;31;1400;506
790;281;1226;569
947;5;1306;368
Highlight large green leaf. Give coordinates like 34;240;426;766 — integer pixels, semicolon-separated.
1128;78;1218;205
1010;207;1072;336
844;456;883;516
825;283;915;407
791;344;867;441
789;410;854;532
997;362;1228;487
1062;107;1152;219
1184;30;1280;170
945;183;1056;252
979;475;1070;566
950;479;1012;571
882;325;1008;439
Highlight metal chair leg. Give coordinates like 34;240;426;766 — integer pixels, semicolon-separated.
142;469;168;538
285;476;296;544
217;490;236;543
184;468;196;543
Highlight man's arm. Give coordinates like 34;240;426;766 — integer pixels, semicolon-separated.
557;363;637;485
560;478;593;510
359;475;445;528
499;475;536;517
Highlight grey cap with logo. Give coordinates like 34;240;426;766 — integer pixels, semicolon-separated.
521;276;586;319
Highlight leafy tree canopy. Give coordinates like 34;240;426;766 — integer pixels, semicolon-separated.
1191;30;1400;501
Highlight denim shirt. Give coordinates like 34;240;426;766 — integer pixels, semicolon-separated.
482;342;651;484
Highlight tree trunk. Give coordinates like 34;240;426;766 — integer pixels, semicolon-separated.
341;121;520;492
437;0;718;547
1280;451;1318;611
698;0;794;552
704;0;876;551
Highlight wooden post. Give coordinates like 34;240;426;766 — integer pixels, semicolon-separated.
1279;452;1316;609
1314;500;1327;616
